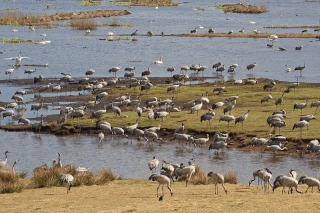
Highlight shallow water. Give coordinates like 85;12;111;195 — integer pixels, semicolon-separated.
1;0;320;183
2;130;320;183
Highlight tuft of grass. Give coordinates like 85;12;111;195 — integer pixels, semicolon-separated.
0;169;25;194
224;171;238;184
69;18;97;30
190;165;207;185
80;0;103;6
195;6;205;11
94;169;117;185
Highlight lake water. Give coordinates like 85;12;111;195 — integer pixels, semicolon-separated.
1;0;320;183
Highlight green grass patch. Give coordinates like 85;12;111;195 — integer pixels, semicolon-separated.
1;37;33;43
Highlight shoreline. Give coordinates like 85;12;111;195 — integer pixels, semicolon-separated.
0;76;319;158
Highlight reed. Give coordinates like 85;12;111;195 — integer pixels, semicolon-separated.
224;171;238;184
69;18;97;30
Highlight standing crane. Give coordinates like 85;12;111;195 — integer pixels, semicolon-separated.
235;110;250;130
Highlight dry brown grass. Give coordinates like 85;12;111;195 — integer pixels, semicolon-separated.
224;171;238;184
0;179;319;212
121;0;179;6
70;18;97;30
219;3;268;13
0;10;131;27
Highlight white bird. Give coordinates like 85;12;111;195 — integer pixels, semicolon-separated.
98;132;104;143
85;29;91;35
207;172;227;194
107;31;115;36
60;174;74;194
264;145;287;157
154;55;163;64
285;64;291;72
5;53;30;66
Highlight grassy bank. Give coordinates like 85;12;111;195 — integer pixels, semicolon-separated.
0;178;319;212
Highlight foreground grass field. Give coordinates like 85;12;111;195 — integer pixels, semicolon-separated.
1;179;319;212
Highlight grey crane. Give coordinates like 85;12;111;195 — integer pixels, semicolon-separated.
263;80;276;91
131;30;138;36
264;145;287;157
294;99;308;115
18;117;30;126
136;103;143;120
124;70;135;78
209;141;227;154
300;114;316;122
191;101;202;115
109;64;121;77
219;115;235;131
298;175;320;193
310;100;320;113
167;67;175;76
207;172;227;194
70;109;85;122
60;174;74;194
294;63;305;75
246;62;256;74
261;94;273;104
33;74;44;84
190;28;197;33
208;28;215;33
141;67;151;76
141;82;153;94
223;100;236;115
295;45;303;50
216;65;225;74
15;89;28;96
111;103;121;117
111;126;128;141
85;68;95;76
212;101;225;111
24;68;36;78
288;79;299;94
271;120;286;134
148;156;159;173
272;175;302;194
275;91;284;110
154;111;169;121
3;110;14;119
292;120;309;138
149;174;173;199
212;62;221;70
174;122;184;133
249;168;272;187
191;134;210;149
31;99;44;116
213;86;225;94
0;151;9;168
144;131;162;142
200;110;215;126
32;114;44;132
235;110;250;130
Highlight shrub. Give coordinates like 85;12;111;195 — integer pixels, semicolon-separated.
94;169;116;185
0;169;24;194
224;171;238;184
